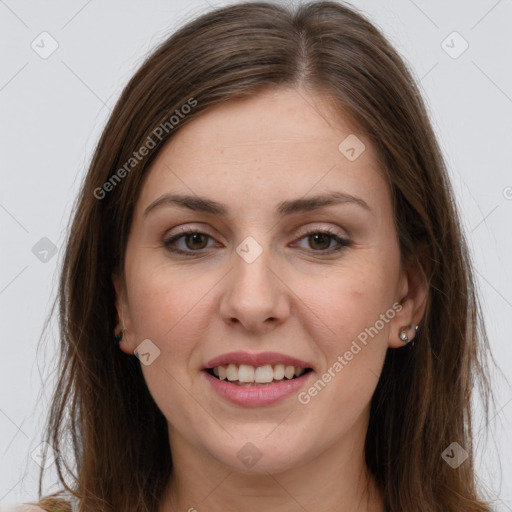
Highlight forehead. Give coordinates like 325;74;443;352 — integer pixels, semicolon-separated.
135;87;388;219
163;87;365;159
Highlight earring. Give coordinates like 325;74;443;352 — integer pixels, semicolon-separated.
115;328;126;345
399;324;419;343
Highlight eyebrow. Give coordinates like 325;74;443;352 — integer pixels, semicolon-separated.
143;191;371;218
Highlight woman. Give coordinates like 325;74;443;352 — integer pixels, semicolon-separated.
15;1;495;511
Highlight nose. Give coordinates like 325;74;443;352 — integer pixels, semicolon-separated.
219;243;290;334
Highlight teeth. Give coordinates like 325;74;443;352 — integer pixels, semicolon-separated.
284;365;295;379
211;363;308;383
226;364;238;381
238;364;255;383
273;364;285;380
294;367;305;377
254;365;274;383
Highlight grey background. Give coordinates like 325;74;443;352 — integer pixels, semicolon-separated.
1;0;511;509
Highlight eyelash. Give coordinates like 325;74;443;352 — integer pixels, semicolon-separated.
162;227;351;257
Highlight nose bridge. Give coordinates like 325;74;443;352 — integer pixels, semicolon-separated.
233;235;276;305
219;233;289;330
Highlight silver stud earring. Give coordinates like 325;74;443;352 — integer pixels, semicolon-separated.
399;324;419;344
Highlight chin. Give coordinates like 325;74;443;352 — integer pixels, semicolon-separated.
206;436;308;475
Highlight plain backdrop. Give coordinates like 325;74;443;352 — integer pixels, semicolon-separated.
1;0;511;509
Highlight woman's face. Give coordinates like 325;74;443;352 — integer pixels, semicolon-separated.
114;86;421;474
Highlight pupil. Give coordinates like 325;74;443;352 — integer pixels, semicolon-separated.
187;233;207;250
310;233;330;250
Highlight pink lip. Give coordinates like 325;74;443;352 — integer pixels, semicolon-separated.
203;351;313;370
202;369;314;407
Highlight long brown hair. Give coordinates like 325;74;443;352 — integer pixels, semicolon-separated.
28;1;495;510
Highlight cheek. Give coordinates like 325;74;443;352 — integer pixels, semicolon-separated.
124;261;211;422
127;244;195;315
128;275;182;340
313;256;398;343
125;258;208;355
302;258;398;408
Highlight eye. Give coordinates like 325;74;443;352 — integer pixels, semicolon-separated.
163;226;351;256
163;228;217;256
292;228;351;254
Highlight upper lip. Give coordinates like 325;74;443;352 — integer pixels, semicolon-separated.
204;351;313;370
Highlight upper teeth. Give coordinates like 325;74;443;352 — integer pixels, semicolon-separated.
212;364;306;383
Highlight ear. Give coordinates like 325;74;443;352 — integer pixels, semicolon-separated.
388;257;428;349
112;272;135;354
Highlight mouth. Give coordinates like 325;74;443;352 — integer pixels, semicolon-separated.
204;364;314;387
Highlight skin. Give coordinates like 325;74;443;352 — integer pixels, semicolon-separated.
113;86;427;512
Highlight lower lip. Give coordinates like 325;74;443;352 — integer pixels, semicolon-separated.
202;370;314;407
